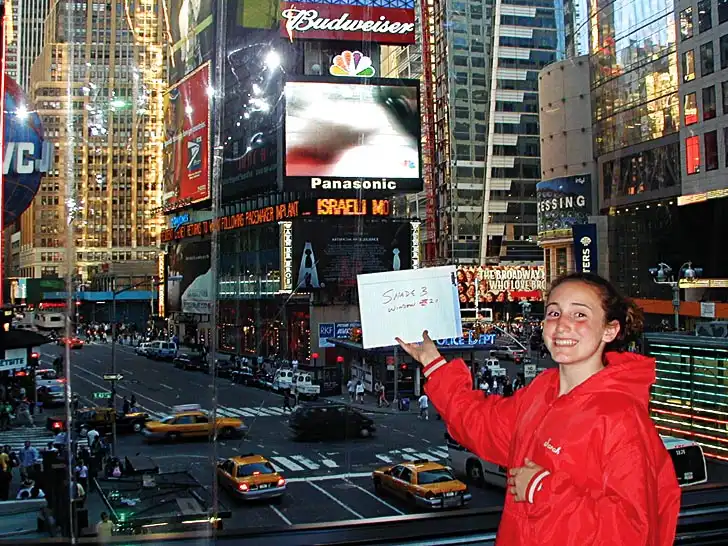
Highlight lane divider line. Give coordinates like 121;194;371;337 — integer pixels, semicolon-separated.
347;481;404;515
306;481;364;519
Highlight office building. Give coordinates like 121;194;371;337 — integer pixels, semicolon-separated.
18;0;165;280
5;0;50;91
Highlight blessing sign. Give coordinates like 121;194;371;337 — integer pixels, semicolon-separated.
357;266;463;349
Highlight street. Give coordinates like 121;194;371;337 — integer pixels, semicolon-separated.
35;342;506;529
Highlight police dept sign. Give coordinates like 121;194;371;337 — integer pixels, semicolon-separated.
536;174;592;241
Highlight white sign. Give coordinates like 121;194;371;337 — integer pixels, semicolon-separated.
357;266;463;349
280;222;293;292
319;323;335;348
524;364;537;378
0;348;27;372
700;302;716;318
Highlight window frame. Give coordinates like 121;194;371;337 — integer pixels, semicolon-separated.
700;41;715;76
705;130;719;171
703;85;717;120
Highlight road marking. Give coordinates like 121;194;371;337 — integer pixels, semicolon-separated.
403;447;434;460
285;472;371;483
290;455;320;470
215;408;239;418
159;383;173;390
270;462;285;473
348;482;404;515
122;369;133;375
220;407;253;418
271;456;304;472
93;359;102;364
259;407;285;416
375;454;394;464
400;454;416;461
306;481;363;519
320;458;338;468
73;366;172;410
269;505;292;526
422;438;430;444
428;448;449;458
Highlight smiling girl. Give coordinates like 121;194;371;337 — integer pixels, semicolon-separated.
396;272;681;546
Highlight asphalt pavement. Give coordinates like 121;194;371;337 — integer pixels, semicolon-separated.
32;341;505;530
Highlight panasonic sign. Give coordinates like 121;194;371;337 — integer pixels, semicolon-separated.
310;177;398;190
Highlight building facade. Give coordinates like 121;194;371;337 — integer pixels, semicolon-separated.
6;0;50;91
428;0;570;265
18;0;165;280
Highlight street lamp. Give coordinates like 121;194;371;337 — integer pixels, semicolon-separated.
648;261;703;331
108;276;163;454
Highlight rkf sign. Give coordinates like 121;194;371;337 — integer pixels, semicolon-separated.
280;2;416;45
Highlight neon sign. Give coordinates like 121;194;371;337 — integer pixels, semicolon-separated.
435;332;496;348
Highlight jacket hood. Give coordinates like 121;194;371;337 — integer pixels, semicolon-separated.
567;351;656;409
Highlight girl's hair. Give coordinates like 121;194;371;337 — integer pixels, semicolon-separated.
548;272;644;352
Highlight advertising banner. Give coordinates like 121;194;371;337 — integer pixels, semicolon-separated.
283;79;422;194
168;0;215;85
456;265;546;305
280;2;416;44
536;174;592;241
222;136;279;201
572;223;598;274
166;240;212;315
0;348;27;373
291;219;412;290
163;63;211;213
319;323;335;348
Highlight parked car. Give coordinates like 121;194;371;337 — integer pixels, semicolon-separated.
174;352;209;372
253;371;274;390
136;342;151;356
37;384;69;408
292;372;320;400
272;369;295;392
147;341;178;360
212;359;235;378
489;346;526;361
288;402;375;440
231;366;255;385
58;337;84;349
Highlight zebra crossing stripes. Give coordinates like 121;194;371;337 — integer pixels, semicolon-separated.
0;427;54;452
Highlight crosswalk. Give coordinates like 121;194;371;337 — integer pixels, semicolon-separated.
0;426;55;452
264;445;451;474
143;405;298;421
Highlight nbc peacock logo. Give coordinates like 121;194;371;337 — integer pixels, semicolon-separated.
330;50;375;77
580;236;592;246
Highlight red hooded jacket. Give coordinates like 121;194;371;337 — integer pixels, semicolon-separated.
423;351;681;545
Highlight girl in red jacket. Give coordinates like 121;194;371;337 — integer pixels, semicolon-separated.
397;272;681;546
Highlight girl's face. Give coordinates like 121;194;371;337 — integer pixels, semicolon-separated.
543;281;620;365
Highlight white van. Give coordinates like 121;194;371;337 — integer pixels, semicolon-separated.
147;341;177;360
272;369;295;392
292;372;321;400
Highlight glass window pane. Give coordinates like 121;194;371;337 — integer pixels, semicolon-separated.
705;131;719;171
721;35;728;69
703;86;717;120
700;41;714;76
684;92;699;124
683;50;697;81
686;135;702;174
681;8;694;40
698;0;713;32
720;0;728;24
723;82;728;114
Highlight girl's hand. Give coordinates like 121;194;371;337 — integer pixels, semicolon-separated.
395;330;442;367
508;458;544;502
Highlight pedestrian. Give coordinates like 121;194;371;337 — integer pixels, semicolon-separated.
71;394;80;413
18;441;38;481
130;394;137;410
282;388;292;412
355;381;364;403
96;512;114;541
122;396;130;415
0;451;11;501
417;393;429;420
396;272;681;545
378;383;390;408
346;378;355;402
87;427;100;451
75;460;89;491
0;401;10;431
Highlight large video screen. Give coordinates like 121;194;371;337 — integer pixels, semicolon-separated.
163;63;211;213
283;79;422;193
167;0;215;85
165;240;213;315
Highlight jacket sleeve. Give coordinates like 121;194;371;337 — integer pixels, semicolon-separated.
423;357;522;467
531;413;681;546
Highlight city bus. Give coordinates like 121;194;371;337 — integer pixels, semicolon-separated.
445;432;708;489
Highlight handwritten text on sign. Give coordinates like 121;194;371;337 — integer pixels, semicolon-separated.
358;266;462;349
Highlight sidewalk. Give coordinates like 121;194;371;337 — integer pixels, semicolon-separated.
323;394;420;416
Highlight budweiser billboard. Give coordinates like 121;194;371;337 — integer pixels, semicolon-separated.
280;2;416;44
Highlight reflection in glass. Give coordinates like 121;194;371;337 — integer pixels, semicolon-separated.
700;41;715;76
723;81;728;114
683;50;697;82
686;135;701;174
702;85;716;120
705;130;719;171
698;0;713;32
680;7;694;41
684;92;698;124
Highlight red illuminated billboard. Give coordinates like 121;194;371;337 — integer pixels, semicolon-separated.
163;62;211;213
280;2;415;45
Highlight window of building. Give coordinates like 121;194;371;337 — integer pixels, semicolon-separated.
720;0;728;24
698;0;712;32
703;85;717;119
681;7;694;40
705;130;719;170
700;41;715;75
683;50;696;81
686;135;701;174
723;81;728;113
684;92;699;124
723;128;728;166
721;35;728;68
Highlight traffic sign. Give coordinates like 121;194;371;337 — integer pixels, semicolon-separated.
524;364;537;378
93;391;112;400
103;374;124;381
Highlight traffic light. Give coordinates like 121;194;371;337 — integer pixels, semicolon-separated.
29;352;40;369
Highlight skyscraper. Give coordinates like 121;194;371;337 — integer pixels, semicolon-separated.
6;0;51;91
18;0;165;279
428;0;568;265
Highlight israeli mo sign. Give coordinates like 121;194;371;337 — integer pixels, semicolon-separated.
357;266;462;349
280;2;416;45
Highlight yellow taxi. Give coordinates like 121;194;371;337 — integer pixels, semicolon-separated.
372;460;472;510
216;454;286;501
141;404;248;442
